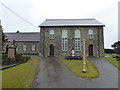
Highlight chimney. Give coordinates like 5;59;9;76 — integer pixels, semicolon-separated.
16;31;19;33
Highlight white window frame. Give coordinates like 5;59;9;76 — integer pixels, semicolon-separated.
75;30;81;51
62;30;68;51
88;29;94;39
32;45;36;51
23;45;26;51
49;30;54;39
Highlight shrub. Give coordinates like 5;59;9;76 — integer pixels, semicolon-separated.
2;53;7;59
16;53;23;57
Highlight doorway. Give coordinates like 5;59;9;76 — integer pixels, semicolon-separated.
50;44;54;56
89;44;93;56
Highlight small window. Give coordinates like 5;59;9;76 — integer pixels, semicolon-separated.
88;29;94;39
32;45;35;51
16;46;18;51
23;45;26;51
49;30;54;39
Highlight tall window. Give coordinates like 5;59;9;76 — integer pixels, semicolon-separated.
75;29;81;51
62;30;68;51
49;30;54;39
88;29;94;39
23;45;26;51
32;45;35;51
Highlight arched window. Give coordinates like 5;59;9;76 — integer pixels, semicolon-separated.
62;30;68;51
75;29;81;51
62;30;67;38
49;30;54;39
88;29;94;39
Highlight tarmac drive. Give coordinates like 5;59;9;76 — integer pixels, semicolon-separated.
30;56;118;88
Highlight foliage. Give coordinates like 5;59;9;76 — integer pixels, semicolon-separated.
59;57;100;79
104;49;115;54
104;53;120;70
16;52;23;57
2;53;7;60
2;57;39;88
111;41;120;54
1;29;7;50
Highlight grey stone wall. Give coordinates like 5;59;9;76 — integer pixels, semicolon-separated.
40;26;104;57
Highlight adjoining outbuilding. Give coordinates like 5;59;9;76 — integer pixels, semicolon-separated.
4;31;40;55
39;19;105;57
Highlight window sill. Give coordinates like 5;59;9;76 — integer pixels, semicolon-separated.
62;51;68;52
75;51;81;52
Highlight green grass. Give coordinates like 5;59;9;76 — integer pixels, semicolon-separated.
104;53;120;70
59;57;100;79
2;57;39;88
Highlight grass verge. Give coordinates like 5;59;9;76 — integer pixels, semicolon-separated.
2;57;39;88
104;54;120;70
59;57;100;79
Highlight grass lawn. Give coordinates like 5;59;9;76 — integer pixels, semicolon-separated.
2;57;39;88
104;53;120;70
59;57;100;79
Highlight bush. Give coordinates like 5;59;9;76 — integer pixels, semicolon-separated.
16;53;23;57
2;53;7;59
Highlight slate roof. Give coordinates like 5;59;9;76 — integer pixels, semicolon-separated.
5;32;40;42
39;18;105;27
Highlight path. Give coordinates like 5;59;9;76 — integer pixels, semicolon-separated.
30;57;118;88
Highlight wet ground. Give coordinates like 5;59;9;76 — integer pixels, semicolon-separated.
30;56;118;88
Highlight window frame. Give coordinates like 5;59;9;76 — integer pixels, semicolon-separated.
23;45;27;51
75;29;81;51
88;29;94;39
62;30;68;51
32;44;36;51
49;30;55;39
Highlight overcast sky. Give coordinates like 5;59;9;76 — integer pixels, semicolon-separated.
0;0;119;49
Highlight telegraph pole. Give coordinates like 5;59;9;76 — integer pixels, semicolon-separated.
82;39;87;73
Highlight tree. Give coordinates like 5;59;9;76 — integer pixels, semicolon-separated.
0;24;7;51
111;41;120;54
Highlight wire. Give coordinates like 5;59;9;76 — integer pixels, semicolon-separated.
0;1;38;28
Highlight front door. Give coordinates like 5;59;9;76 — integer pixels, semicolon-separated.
50;44;54;56
89;44;93;56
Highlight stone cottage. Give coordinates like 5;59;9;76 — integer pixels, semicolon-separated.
39;19;105;57
4;31;40;55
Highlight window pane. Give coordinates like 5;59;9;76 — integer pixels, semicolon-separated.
75;29;80;38
62;30;68;51
49;30;54;39
32;45;35;51
75;30;81;51
88;29;94;38
23;45;26;51
62;30;67;38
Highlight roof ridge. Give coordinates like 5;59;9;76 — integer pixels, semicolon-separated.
5;32;39;34
46;18;95;21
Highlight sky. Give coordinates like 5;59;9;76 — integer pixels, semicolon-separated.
0;0;119;49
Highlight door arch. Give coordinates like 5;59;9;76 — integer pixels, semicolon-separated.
89;44;93;56
50;44;54;56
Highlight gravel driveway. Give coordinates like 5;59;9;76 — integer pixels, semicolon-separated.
30;56;118;88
